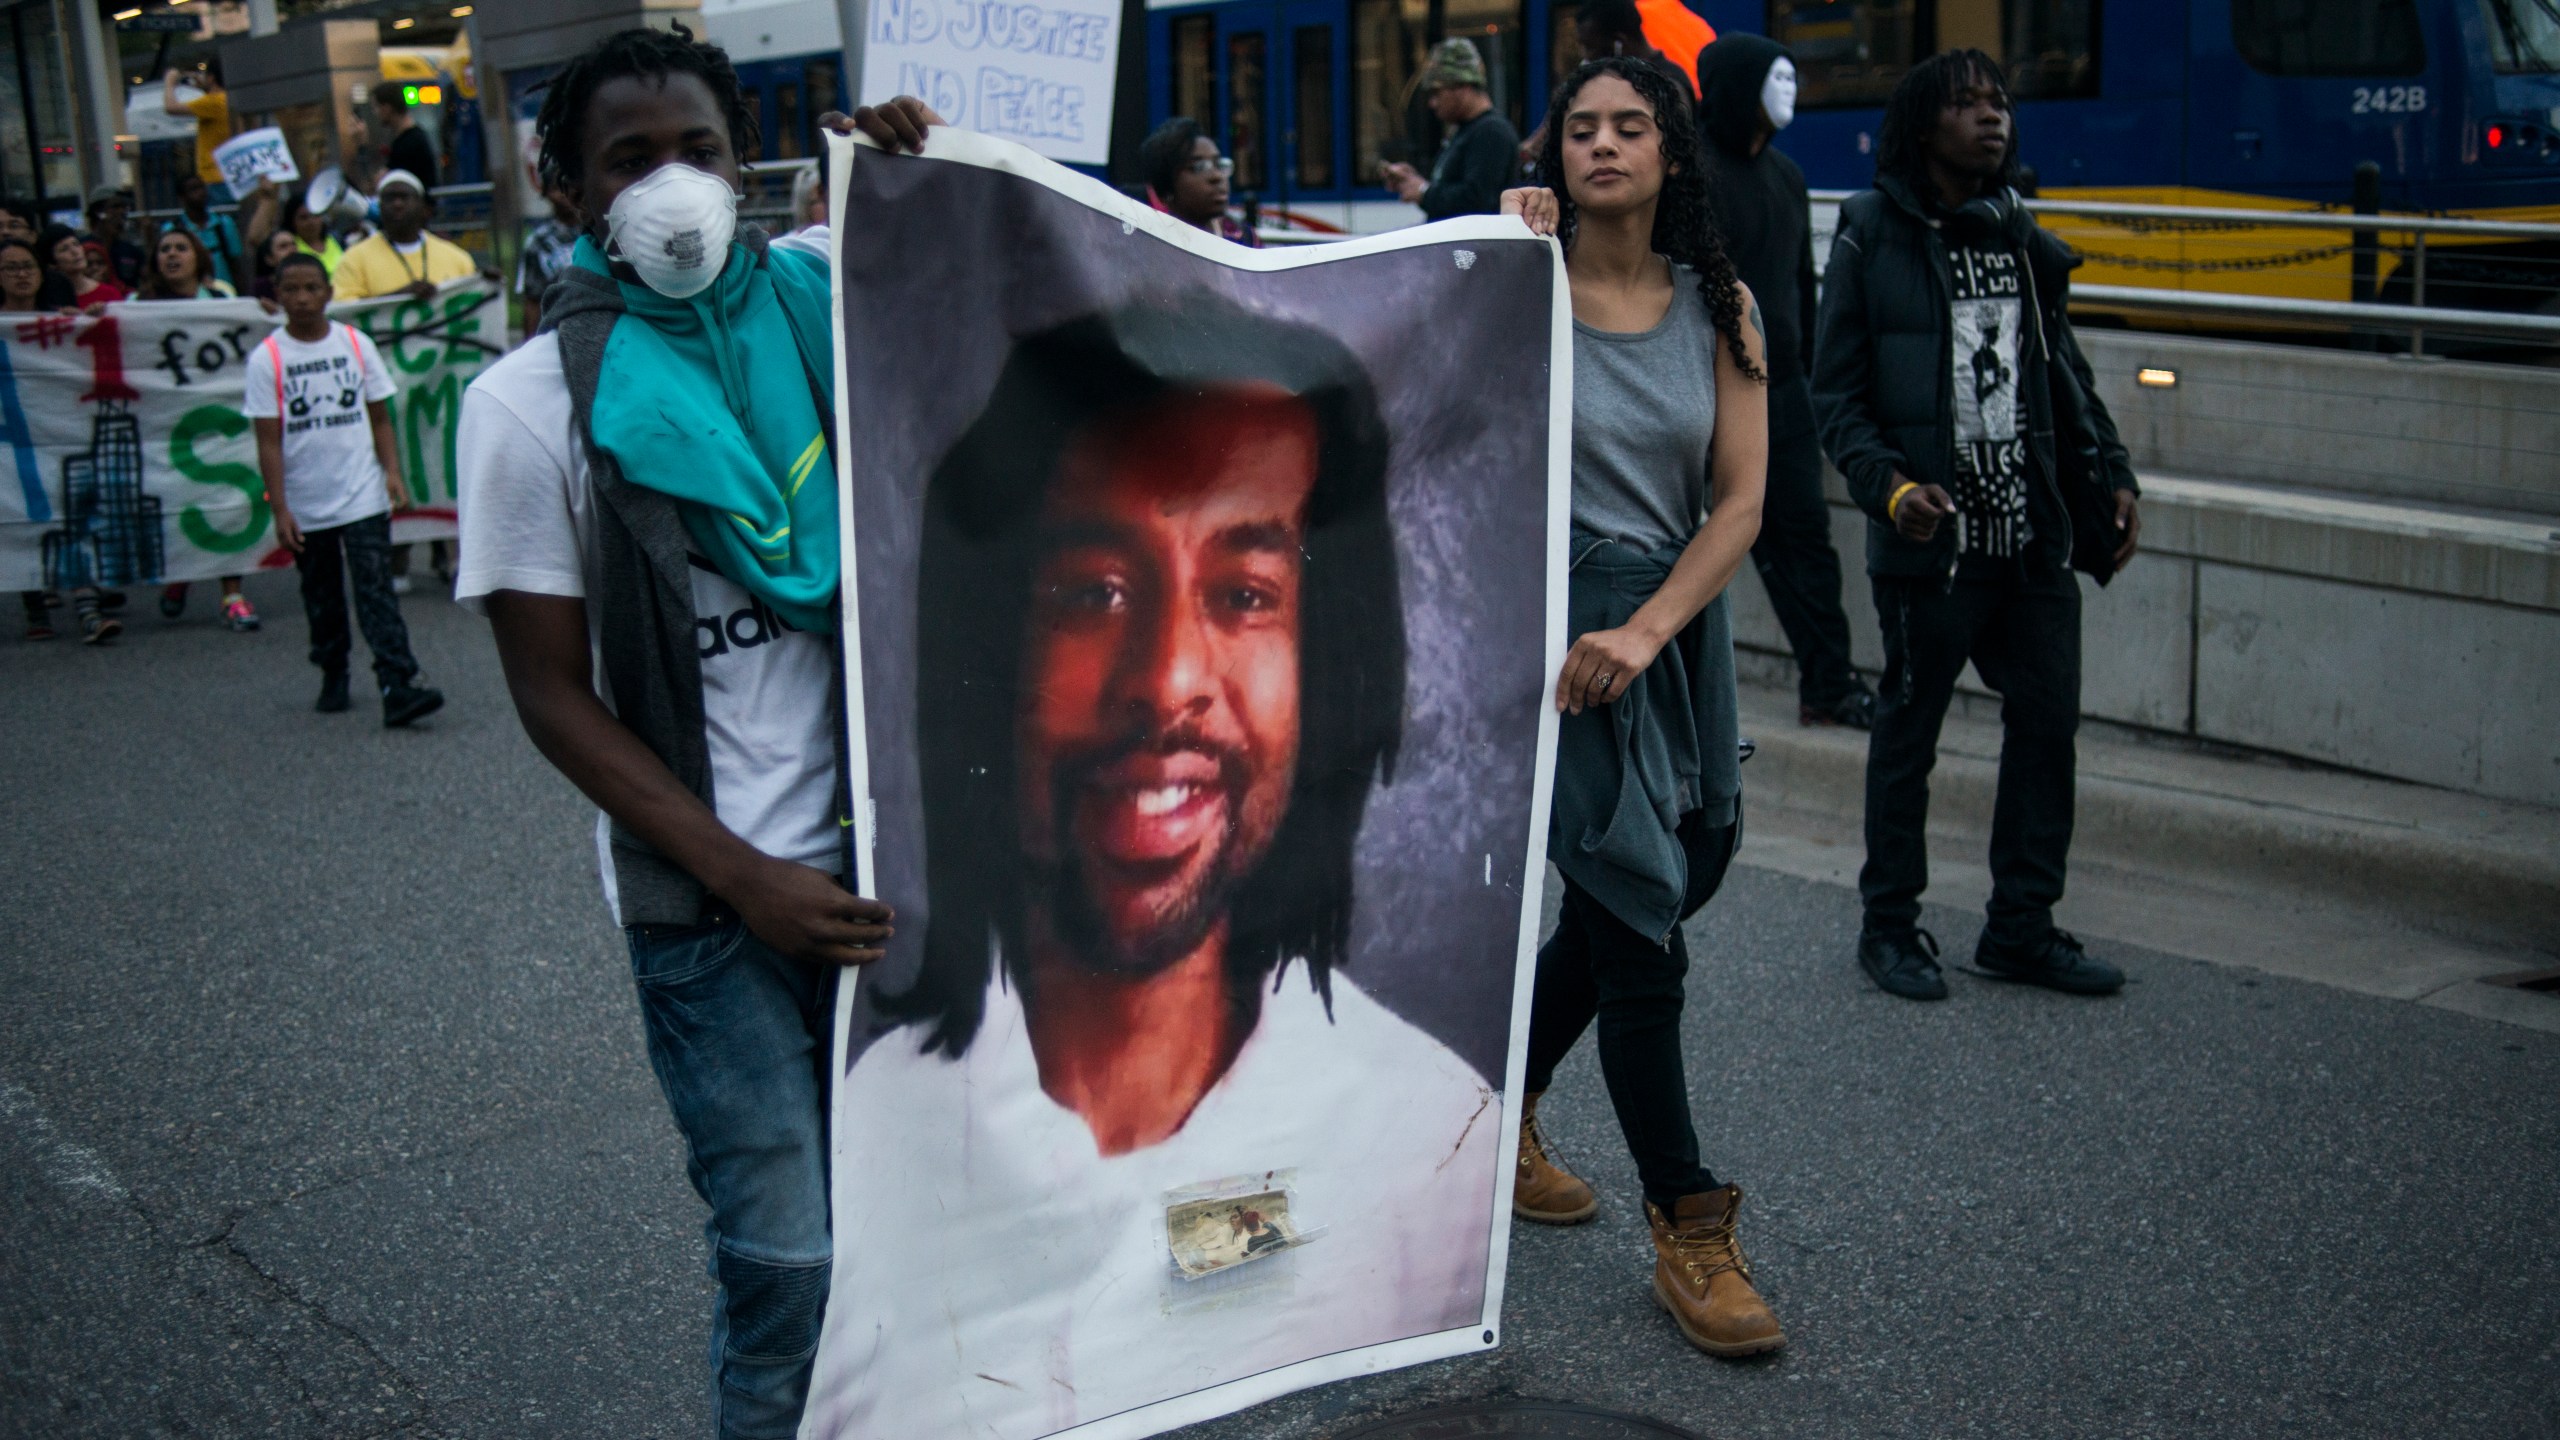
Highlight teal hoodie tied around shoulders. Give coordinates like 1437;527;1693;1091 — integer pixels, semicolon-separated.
575;233;839;633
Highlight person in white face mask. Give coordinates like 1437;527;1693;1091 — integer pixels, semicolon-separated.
1694;34;1877;731
448;23;940;1440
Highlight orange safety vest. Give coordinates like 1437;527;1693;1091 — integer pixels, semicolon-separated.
1635;0;1716;97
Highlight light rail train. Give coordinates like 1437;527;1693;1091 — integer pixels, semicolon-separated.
715;0;2560;308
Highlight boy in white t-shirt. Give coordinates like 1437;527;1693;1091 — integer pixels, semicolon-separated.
246;251;445;726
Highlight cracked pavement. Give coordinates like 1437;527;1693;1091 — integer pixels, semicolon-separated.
5;574;2557;1440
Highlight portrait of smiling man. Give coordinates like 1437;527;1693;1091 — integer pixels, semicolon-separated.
804;294;1502;1439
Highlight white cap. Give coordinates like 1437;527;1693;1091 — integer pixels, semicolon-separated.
376;168;428;197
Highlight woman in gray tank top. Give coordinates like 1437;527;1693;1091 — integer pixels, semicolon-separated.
1499;55;1785;1360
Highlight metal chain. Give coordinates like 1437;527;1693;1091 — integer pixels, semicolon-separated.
2061;242;2358;273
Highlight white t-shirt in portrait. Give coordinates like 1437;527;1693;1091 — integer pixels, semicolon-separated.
451;331;841;920
241;323;399;532
802;965;1500;1438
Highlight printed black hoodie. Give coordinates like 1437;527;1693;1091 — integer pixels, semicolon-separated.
1696;33;1817;411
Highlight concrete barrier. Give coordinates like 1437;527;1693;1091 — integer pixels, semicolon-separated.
1738;334;2560;806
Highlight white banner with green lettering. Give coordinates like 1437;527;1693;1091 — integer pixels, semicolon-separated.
0;278;501;591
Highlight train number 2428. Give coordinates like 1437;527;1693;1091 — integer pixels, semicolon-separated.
2352;86;2427;114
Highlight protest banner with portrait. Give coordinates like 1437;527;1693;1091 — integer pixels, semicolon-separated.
810;129;1570;1440
0;279;500;592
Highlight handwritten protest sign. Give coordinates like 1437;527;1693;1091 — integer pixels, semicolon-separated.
0;279;501;591
213;126;300;195
860;0;1122;165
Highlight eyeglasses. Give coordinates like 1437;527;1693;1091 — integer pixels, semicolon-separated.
1186;156;1236;177
0;261;38;276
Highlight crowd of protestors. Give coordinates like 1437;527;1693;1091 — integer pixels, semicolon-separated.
14;21;2140;1428
10;78;464;714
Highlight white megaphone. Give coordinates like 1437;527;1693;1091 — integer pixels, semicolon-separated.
305;167;367;226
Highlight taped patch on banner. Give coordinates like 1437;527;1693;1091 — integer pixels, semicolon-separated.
1162;1170;1325;1281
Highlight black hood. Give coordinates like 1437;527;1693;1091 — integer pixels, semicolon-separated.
1697;33;1790;158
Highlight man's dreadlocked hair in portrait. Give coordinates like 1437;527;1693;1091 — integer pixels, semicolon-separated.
884;293;1407;1061
1536;55;1764;383
532;24;762;194
1874;48;2020;194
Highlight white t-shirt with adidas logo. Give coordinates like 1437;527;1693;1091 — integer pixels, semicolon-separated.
452;331;840;921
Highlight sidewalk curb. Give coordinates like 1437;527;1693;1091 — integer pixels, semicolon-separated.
1736;684;2560;952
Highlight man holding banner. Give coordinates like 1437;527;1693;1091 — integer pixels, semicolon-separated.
453;27;929;1439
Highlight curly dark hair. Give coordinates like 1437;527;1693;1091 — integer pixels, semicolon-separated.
1140;116;1208;199
1537;56;1764;382
1875;48;2019;194
533;24;761;195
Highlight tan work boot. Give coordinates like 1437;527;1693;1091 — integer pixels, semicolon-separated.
1513;1091;1598;1224
1645;1184;1786;1356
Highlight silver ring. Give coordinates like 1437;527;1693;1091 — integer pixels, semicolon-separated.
1596;672;1615;689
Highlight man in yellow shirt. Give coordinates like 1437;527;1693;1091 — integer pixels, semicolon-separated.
164;65;233;193
332;170;477;301
332;167;482;589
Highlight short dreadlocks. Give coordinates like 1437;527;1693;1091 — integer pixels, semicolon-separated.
533;25;762;195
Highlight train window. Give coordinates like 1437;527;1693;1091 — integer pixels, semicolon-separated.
1444;0;1530;131
1296;26;1338;188
1174;16;1218;128
2231;0;2425;76
2003;0;2099;99
804;60;839;136
1231;32;1269;189
1350;0;1427;185
1771;0;1922;108
2479;0;2560;73
775;82;804;160
1771;0;2099;106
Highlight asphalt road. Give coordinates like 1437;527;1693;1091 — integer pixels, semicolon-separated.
3;573;2554;1440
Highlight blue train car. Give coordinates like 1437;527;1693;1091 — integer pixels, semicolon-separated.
1135;0;2560;295
1760;0;2560;212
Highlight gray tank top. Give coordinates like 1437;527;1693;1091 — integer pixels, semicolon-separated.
1569;262;1719;549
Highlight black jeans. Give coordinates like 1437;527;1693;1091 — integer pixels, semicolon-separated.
1749;415;1862;709
1526;813;1738;1209
296;513;419;689
1860;560;2081;947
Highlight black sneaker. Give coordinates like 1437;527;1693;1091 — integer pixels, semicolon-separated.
79;611;121;645
1800;686;1878;730
316;672;351;713
1858;927;1948;1001
1974;928;2125;996
94;589;126;612
382;682;445;728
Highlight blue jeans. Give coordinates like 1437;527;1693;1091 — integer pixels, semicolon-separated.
626;914;835;1440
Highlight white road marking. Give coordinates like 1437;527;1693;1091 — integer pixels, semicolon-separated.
0;1080;130;1203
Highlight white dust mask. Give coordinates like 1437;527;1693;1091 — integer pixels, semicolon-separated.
603;163;739;299
1761;57;1799;132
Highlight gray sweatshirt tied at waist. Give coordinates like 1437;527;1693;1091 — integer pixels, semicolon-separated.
1547;533;1742;945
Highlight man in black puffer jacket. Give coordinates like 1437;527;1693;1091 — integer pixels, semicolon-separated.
1811;48;2141;1004
1696;32;1875;730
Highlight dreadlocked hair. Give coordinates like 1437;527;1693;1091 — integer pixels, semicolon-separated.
534;24;761;194
1875;48;2019;193
1538;56;1764;383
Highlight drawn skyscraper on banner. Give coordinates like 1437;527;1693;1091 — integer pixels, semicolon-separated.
41;404;162;588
